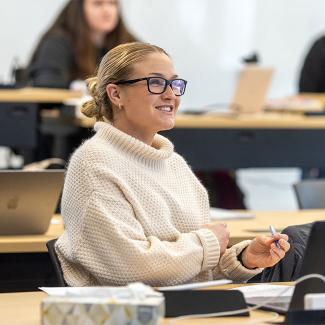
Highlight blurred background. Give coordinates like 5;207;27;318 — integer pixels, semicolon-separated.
1;0;325;210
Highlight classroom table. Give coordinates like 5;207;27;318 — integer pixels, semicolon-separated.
0;215;63;253
0;87;81;163
165;113;325;170
0;210;324;293
41;109;325;169
0;215;64;292
0;87;81;103
3;88;325;169
1;210;324;253
226;209;325;246
0;286;285;325
71;110;325;170
11;88;325;171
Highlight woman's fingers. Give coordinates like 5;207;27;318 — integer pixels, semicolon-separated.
269;248;280;260
278;238;290;252
263;233;290;249
279;233;289;241
271;243;285;259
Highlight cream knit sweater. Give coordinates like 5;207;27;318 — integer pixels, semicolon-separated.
56;122;262;286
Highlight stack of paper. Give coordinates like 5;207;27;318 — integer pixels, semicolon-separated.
231;284;294;307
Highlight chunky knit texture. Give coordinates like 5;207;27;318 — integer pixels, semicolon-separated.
56;122;262;286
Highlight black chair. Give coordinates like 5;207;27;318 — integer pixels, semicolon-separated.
294;179;325;209
46;239;67;286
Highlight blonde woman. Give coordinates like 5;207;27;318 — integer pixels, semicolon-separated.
56;42;290;286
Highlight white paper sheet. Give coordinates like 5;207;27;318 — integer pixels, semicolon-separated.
40;283;161;299
231;284;294;298
158;279;232;291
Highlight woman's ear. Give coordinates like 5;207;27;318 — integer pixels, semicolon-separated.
106;84;122;107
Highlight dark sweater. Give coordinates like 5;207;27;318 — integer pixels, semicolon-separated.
27;34;105;88
259;223;313;282
299;35;325;93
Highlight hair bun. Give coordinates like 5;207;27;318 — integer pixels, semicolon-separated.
86;76;98;97
80;98;98;118
80;77;101;118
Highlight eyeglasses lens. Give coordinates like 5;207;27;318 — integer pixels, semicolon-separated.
171;79;186;96
148;78;166;94
148;78;186;96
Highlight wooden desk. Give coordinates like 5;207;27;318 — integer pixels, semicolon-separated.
164;113;325;170
0;87;81;103
73;112;325;170
300;92;325;105
0;215;64;253
0;87;82;162
227;209;325;246
40;90;325;169
0;210;322;253
0;210;321;292
3;88;325;169
0;289;283;325
76;111;325;129
0;216;64;292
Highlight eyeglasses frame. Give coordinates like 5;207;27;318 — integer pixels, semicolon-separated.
115;77;187;96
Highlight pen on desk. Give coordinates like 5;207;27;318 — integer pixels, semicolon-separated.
269;225;280;248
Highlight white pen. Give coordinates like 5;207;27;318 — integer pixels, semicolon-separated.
269;225;280;248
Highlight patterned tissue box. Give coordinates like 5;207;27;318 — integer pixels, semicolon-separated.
41;284;164;325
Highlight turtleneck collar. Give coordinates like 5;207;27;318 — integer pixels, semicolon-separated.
94;121;174;161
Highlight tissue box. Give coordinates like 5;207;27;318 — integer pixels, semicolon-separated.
41;295;164;325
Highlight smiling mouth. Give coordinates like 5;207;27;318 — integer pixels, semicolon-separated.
155;105;173;112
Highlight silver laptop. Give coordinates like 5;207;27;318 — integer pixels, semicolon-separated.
230;65;273;113
0;170;64;235
190;66;273;115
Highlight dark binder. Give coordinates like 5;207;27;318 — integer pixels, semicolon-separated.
162;290;248;318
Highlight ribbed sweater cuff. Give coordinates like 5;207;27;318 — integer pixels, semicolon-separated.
194;228;220;272
218;240;263;282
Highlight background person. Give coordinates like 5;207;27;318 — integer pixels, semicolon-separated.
55;42;290;286
27;0;136;88
299;34;325;93
24;0;137;162
299;34;325;179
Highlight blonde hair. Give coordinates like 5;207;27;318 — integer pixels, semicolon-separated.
81;42;169;121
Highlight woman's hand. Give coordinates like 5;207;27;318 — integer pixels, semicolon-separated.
202;222;230;256
241;233;290;269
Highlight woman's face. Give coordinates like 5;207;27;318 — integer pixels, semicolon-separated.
83;0;119;34
111;52;182;144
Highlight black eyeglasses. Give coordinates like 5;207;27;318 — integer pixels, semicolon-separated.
115;77;187;96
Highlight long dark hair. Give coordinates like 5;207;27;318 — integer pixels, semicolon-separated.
29;0;136;80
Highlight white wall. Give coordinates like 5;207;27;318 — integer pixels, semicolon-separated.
0;0;66;83
1;0;325;109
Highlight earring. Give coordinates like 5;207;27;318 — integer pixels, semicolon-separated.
118;103;124;110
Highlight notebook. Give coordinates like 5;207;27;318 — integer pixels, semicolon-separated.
0;170;64;235
244;221;325;314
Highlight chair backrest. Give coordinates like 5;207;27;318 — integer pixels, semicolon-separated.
294;179;325;209
0;102;38;149
46;239;67;286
